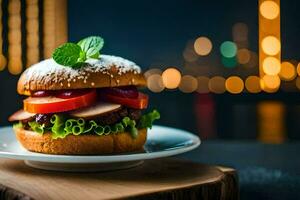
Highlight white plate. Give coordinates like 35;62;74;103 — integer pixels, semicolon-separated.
0;125;200;171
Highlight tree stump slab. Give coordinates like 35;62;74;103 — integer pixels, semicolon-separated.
0;158;238;200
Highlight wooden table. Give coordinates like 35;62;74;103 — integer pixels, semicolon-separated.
0;158;238;200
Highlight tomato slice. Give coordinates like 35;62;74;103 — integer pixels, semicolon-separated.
24;90;97;114
101;92;148;109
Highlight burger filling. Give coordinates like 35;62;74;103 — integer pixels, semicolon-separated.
10;86;160;139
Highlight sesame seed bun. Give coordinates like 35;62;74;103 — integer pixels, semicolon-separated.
17;55;146;96
15;127;147;155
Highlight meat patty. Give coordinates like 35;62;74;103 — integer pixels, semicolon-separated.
97;107;141;125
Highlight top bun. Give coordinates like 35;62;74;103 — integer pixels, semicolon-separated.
17;55;146;95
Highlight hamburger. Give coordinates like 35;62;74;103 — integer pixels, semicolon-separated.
8;36;160;155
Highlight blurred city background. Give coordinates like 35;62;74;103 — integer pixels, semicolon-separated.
0;0;300;143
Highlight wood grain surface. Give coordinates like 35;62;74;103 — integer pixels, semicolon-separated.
0;158;238;200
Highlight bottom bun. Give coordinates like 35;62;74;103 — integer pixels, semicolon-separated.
15;128;147;155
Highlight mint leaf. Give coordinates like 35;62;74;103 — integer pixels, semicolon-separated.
77;36;104;58
52;43;83;67
89;52;100;59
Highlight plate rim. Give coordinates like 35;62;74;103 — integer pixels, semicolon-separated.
0;125;201;163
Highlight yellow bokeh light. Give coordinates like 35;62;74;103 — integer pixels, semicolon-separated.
197;76;210;94
8;15;21;29
237;48;250;64
26;3;39;18
261;75;280;91
262;57;281;75
208;76;226;94
26;34;39;47
8;29;21;43
8;0;21;14
26;19;39;32
147;74;165;93
261;36;280;56
179;75;198;93
162;68;181;89
260;1;280;20
0;54;7;71
245;76;261;93
225;76;244;94
280;62;296;81
296;63;300;76
8;58;22;75
194;37;212;56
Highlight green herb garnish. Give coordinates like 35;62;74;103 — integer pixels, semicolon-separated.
14;110;160;140
52;36;104;67
77;36;104;58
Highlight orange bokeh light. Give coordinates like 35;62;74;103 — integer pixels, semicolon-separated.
225;76;244;94
194;37;212;56
245;76;261;93
162;68;182;89
280;62;296;81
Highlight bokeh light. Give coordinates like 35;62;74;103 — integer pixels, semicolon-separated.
0;54;7;71
296;63;300;76
262;57;281;75
8;58;22;75
245;76;261;93
225;76;244;94
261;75;280;91
194;37;212;56
162;68;181;89
280;61;296;81
261;36;281;56
179;75;198;93
183;41;198;62
208;76;226;94
144;68;162;78
220;41;237;58
8;0;23;75
232;23;248;42
221;56;237;68
197;76;210;94
26;0;40;67
260;1;280;20
237;48;250;64
244;51;258;68
147;74;165;93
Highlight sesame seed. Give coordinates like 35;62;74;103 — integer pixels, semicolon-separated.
91;82;95;86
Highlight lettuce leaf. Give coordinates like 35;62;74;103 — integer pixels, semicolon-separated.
13;122;24;129
28;121;45;135
15;110;160;140
138;109;160;129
